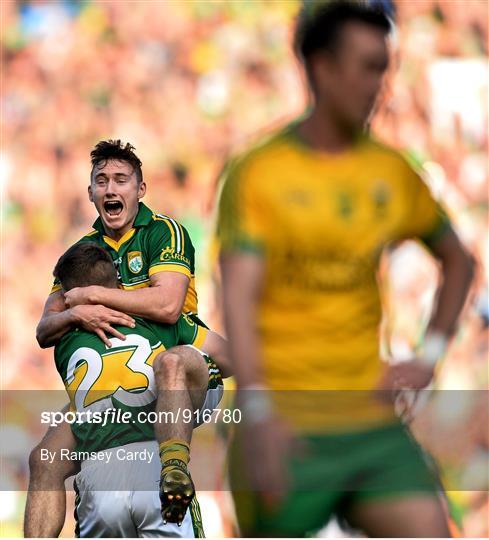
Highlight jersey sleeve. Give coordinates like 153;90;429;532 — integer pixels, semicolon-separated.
399;159;451;247
216;157;268;254
51;277;62;295
176;313;208;349
146;218;195;280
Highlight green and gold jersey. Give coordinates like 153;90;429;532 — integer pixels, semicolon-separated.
54;314;207;453
217;121;450;430
51;202;198;314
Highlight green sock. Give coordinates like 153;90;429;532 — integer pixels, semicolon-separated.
159;439;190;471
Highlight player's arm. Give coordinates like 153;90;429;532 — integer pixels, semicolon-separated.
220;246;292;499
36;290;136;348
36;291;77;348
217;157;293;499
380;164;475;394
220;252;265;386
216;157;268;388
66;271;188;325
425;226;474;338
64;219;195;324
380;226;474;401
402;165;475;367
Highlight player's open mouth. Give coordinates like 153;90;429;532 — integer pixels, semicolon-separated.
104;200;124;217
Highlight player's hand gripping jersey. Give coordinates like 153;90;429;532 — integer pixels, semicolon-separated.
51;202;198;314
217;123;450;430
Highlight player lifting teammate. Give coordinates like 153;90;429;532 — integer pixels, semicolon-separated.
50;242;227;537
25;141;230;536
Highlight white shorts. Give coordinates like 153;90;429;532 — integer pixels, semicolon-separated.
73;383;222;538
195;385;224;427
74;441;202;538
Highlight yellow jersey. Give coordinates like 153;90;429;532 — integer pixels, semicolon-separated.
217;122;449;431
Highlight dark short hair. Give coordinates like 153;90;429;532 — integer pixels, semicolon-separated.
53;243;118;291
90;139;143;183
294;1;391;64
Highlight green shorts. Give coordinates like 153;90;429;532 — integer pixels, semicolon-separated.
231;422;441;537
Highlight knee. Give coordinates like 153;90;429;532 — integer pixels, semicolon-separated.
153;351;185;379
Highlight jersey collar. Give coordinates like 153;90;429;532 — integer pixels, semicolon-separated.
133;202;154;227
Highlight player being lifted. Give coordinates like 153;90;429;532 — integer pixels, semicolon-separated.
50;242;228;537
217;2;474;537
25;140;230;536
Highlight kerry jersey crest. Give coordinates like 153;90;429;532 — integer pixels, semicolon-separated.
128;251;143;274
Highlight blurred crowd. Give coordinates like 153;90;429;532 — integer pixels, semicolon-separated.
1;0;487;537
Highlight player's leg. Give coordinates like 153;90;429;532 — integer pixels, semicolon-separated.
152;345;209;525
24;416;78;537
345;494;451;537
153;345;209;443
342;422;451;537
230;430;341;537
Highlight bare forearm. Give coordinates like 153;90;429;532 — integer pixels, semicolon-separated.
224;305;264;386
221;255;265;388
36;310;75;348
428;251;474;336
92;286;179;323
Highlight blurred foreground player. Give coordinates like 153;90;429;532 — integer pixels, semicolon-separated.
217;2;474;537
50;242;226;537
